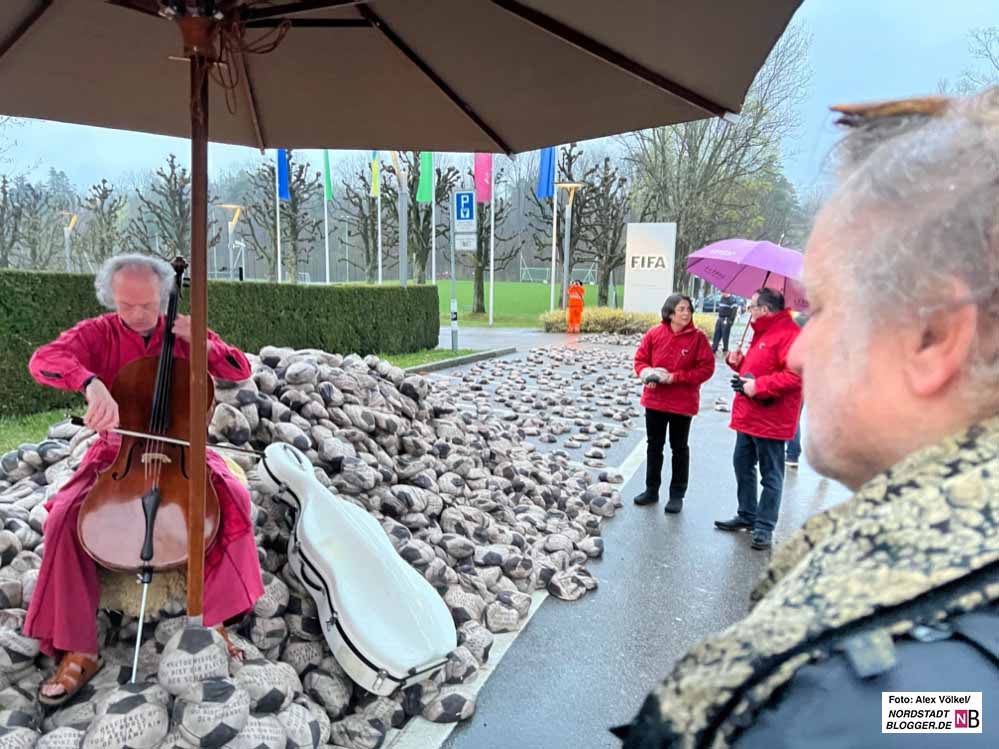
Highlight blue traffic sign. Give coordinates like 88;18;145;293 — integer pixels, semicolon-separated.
454;191;475;227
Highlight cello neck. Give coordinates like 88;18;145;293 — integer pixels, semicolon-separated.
148;258;187;434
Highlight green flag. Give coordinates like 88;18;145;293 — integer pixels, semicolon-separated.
416;151;433;203
322;149;333;202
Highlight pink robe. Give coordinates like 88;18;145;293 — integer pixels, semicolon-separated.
25;313;264;656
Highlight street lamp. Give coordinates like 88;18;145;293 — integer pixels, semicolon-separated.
555;182;585;309
217;204;242;280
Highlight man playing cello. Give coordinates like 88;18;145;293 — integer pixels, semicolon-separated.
26;254;263;705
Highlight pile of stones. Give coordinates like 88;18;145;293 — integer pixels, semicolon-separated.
0;344;639;748
579;332;644;348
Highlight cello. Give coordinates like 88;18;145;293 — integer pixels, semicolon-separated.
77;257;221;675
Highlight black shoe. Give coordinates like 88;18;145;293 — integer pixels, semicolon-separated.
633;489;659;505
664;496;683;514
751;530;773;549
714;516;753;532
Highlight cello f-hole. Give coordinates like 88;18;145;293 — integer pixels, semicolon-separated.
111;441;142;481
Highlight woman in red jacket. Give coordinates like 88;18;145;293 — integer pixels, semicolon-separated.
632;294;715;513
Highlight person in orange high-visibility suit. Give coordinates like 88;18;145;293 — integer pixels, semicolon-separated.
567;281;585;333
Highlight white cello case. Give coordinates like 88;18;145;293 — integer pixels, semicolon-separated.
258;442;457;696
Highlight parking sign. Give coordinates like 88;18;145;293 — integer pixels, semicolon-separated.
453;191;476;233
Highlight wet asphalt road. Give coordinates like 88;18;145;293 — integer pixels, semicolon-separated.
426;337;849;749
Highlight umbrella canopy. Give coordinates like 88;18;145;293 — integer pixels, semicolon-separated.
687;238;809;312
0;0;802;153
0;0;802;618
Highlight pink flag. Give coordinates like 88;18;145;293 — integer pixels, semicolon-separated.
474;153;493;203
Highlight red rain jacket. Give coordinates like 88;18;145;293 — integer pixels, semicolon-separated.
633;322;715;417
727;309;802;440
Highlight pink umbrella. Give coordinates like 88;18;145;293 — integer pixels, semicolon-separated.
686;239;809;312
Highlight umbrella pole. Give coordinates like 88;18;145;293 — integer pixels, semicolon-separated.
180;17;213;626
733;270;771;354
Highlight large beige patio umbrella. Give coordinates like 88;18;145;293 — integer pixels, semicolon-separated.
0;0;802;620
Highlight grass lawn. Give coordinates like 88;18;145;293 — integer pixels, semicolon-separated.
436;280;624;328
0;408;79;455
379;348;478;369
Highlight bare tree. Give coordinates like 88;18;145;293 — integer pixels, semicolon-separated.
0;118;20;170
78;179;127;266
15;180;62;270
527;143;596;306
241;150;323;281
960;27;999;92
0;176;22;269
574;157;633;305
459;163;522;313
340;155;398;283
389;152;460;283
126;154;221;261
623;24;811;294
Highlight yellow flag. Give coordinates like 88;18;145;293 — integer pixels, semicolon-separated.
370;150;380;198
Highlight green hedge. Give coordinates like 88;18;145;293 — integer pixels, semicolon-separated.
540;307;716;338
0;270;439;418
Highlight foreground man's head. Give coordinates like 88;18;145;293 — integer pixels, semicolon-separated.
789;91;999;490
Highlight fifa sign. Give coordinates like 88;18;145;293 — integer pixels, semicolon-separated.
623;223;677;313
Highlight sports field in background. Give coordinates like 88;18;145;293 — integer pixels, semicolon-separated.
436;281;626;328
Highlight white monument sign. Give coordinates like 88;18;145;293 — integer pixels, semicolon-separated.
623;223;677;313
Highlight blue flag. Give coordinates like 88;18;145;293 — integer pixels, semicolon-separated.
536;146;555;199
277;149;291;201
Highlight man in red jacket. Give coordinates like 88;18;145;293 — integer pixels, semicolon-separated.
26;254;264;705
715;288;802;549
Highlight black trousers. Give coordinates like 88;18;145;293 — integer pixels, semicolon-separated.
712;316;734;352
645;408;692;499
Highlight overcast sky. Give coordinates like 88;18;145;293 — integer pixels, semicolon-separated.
2;0;996;194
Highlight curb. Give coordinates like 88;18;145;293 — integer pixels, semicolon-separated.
403;346;517;373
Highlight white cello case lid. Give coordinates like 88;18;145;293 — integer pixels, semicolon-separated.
260;443;457;691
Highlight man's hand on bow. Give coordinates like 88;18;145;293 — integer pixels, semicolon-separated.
84;379;119;432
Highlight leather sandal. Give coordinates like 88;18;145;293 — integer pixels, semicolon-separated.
216;626;245;661
38;652;103;707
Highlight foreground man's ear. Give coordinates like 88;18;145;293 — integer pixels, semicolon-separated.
904;287;979;398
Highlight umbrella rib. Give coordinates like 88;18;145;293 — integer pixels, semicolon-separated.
243;0;371;22
490;0;728;119
0;0;52;63
245;19;370;28
357;6;512;155
233;45;267;153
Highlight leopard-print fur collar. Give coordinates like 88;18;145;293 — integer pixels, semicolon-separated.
619;417;999;748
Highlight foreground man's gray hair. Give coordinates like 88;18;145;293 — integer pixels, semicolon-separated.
94;254;175;313
828;89;999;410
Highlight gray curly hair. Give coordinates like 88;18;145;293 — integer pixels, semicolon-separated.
825;88;999;410
94;254;175;313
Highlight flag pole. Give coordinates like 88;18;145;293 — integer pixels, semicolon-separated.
431;160;437;284
323;149;331;284
549;191;558;311
275;150;282;283
377;190;383;284
488;155;495;326
323;199;330;285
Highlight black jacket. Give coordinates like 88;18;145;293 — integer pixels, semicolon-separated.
734;605;999;748
717;296;740;321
